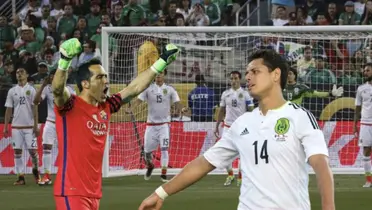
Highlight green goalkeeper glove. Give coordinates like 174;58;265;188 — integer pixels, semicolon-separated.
151;44;179;74
58;38;82;71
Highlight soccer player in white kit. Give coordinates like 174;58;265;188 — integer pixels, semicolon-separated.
215;71;254;186
127;70;184;182
33;70;76;185
353;62;372;188
3;68;41;185
139;49;335;210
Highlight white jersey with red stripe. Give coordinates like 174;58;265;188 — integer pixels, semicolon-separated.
220;87;254;126
355;83;372;124
138;83;180;123
5;83;36;127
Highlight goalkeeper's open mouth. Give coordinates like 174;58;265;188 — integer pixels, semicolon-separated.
102;87;109;98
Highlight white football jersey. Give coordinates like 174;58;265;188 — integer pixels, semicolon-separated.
220;87;254;126
138;83;180;123
5;83;36;127
355;83;372;124
41;85;76;122
204;102;328;210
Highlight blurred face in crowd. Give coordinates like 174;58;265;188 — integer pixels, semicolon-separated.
84;43;93;53
182;0;190;8
73;30;81;39
77;18;87;29
287;70;296;84
102;14;111;25
230;73;241;89
5;63;14;74
366;1;372;12
296;7;304;18
342;63;354;75
328;3;336;15
42;6;50;18
29;0;37;7
114;4;123;16
0;16;7;26
156;16;166;26
21;29;34;41
168;3;177;15
16;68;28;82
194;4;203;13
304;48;312;61
47;19;56;30
45;53;54;63
316;14;327;25
276;7;286;19
355;50;363;60
288;18;297;25
155;71;165;85
364;65;372;81
38;64;48;73
176;17;185;26
90;5;101;15
345;5;354;13
64;5;73;16
245;59;280;99
315;58;325;69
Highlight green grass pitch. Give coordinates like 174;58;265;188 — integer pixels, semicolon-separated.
0;174;370;209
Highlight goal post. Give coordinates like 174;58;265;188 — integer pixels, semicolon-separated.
101;26;372;178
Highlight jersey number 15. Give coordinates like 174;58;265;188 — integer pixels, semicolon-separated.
253;140;269;165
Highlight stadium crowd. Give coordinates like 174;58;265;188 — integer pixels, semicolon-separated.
0;0;371;120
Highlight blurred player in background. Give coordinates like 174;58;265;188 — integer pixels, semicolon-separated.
283;67;344;105
33;70;76;185
139;49;334;210
127;70;185;182
3;68;40;185
52;38;179;210
215;71;254;186
137;38;159;75
353;63;372;188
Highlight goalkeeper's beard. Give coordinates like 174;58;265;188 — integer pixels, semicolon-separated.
365;75;372;82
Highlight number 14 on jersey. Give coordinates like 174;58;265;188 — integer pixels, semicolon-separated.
253;140;269;165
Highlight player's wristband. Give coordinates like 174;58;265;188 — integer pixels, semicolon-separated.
155;186;169;200
151;58;167;74
58;59;72;71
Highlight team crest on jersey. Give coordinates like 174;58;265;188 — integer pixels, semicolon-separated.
100;110;107;120
238;93;243;98
274;118;290;141
294;88;299;94
163;89;167;95
26;90;31;96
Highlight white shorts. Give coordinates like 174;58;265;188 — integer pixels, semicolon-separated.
144;124;170;153
42;121;57;145
359;125;372;147
12;128;37;150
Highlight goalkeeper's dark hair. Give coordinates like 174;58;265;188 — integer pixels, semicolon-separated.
230;71;241;79
248;49;288;89
289;67;298;81
76;59;101;92
364;62;372;68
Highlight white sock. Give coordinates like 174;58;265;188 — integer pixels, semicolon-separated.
363;155;371;178
161;150;169;169
43;149;52;174
14;154;24;175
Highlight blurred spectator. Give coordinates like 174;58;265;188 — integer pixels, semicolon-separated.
50;0;65;18
213;0;234;26
26;14;45;44
85;2;102;36
31;61;49;84
177;0;192;20
325;2;339;25
272;6;289;26
337;63;363;85
75;16;89;42
39;5;52;29
121;0;146;26
102;13;113;26
352;50;366;71
14;25;41;55
57;4;78;38
111;3;123;26
16;50;38;77
339;1;361;25
354;0;366;16
45;17;59;45
271;0;295;19
19;0;40;22
296;6;313;25
165;0;184;26
188;74;216;122
361;0;372;25
187;3;209;26
315;12;329;25
41;36;57;56
297;45;315;78
325;39;349;70
2;41;19;64
1;60;14;85
77;40;101;67
0;15;16;49
146;1;162;25
305;0;324;21
43;48;57;72
204;0;221;26
284;12;299;25
305;56;336;85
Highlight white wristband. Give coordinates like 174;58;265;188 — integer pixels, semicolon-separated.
155;186;169;200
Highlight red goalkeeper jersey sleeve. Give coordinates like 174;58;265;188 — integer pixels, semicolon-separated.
53;93;122;198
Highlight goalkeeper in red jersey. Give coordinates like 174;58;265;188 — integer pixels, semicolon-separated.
52;38;179;210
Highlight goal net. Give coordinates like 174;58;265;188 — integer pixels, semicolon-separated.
101;26;372;177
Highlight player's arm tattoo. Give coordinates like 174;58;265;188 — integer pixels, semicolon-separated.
52;68;71;107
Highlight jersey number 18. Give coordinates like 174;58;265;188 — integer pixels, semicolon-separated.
253;140;269;164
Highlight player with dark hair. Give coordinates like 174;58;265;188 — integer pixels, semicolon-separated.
52;38;179;210
215;70;254;186
139;49;334;210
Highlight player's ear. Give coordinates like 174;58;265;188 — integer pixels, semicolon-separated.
82;80;90;89
272;67;281;83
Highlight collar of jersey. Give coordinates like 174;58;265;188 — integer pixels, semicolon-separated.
258;101;289;115
231;87;242;92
